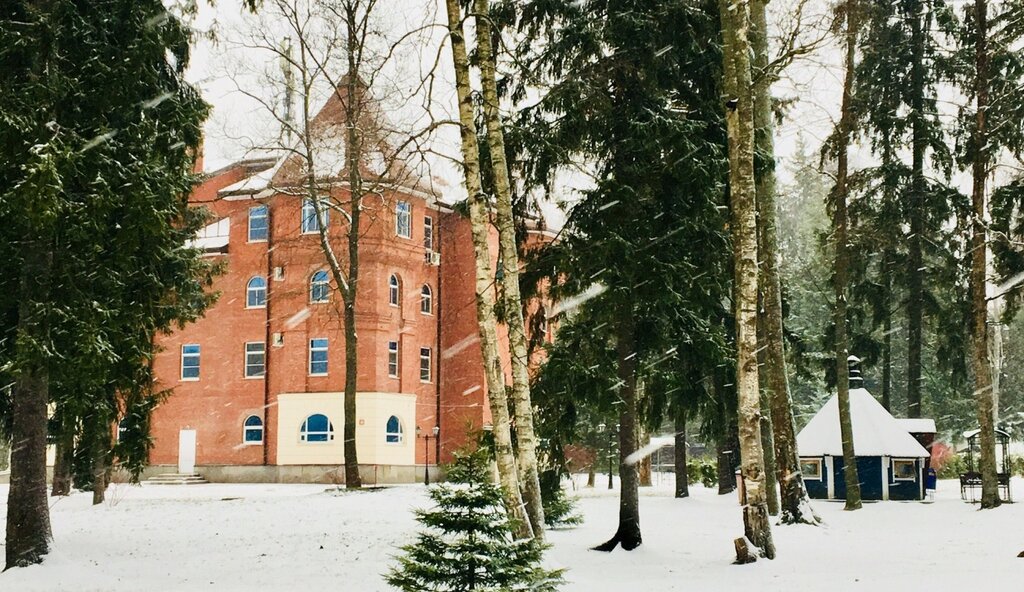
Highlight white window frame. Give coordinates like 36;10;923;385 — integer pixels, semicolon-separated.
419;347;432;383
388;341;399;378
420;284;432;315
800;458;822;480
181;344;200;381
310;271;329;303
396;201;412;238
388;274;400;307
243;415;264;444
244;342;266;378
309;338;329;376
248;205;268;242
385;415;403;444
246;276;267;309
300;414;334;443
301;199;327;234
423;216;434;250
892;458;917;482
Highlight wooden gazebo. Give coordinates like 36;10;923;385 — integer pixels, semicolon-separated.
959;428;1012;503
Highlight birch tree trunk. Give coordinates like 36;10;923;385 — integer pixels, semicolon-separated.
472;0;546;538
719;0;775;560
444;0;532;539
5;243;54;569
834;0;862;511
969;0;1000;509
751;0;816;525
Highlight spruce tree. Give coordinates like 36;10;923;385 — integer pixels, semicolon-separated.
386;449;563;592
1;0;211;565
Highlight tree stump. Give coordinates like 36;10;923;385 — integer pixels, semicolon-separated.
734;537;757;564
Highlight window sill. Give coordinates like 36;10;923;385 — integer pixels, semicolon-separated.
247;239;268;244
309;373;328;378
420;380;432;384
244;375;265;380
180;377;200;382
245;305;267;310
241;441;264;446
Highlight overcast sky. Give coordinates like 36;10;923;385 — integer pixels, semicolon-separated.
183;0;870;230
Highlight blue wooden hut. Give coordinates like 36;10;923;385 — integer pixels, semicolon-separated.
796;358;932;501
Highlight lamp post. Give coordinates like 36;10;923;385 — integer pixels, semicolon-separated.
418;425;440;485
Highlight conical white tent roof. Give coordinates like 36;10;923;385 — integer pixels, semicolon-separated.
797;388;929;458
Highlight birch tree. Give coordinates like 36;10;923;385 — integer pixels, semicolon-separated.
750;0;818;525
442;0;532;539
471;0;546;538
718;0;776;561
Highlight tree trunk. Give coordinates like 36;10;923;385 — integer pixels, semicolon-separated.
342;6;363;490
587;463;596;488
443;0;531;539
882;254;893;412
91;417;110;506
969;0;1000;510
751;0;815;525
835;0;863;511
674;410;689;498
906;0;925;420
594;316;642;551
717;388;737;495
472;0;546;539
5;243;53;570
51;424;74;497
719;0;775;560
638;429;652;488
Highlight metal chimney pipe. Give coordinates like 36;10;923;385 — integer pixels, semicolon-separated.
848;354;863;389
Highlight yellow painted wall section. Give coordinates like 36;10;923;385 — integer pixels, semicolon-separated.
357;392;416;466
276;391;416;466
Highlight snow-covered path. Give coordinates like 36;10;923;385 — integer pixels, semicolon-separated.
1;477;1020;591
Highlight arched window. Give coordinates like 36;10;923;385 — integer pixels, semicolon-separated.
420;284;432;315
243;415;264;443
300;414;334;442
388;274;400;307
386;415;403;443
310;270;329;303
246;276;267;308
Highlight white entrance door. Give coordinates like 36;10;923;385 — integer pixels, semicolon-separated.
178;429;197;474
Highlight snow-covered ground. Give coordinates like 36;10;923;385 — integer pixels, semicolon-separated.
1;476;1021;591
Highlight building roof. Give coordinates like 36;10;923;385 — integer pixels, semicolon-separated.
797;388;929;458
896;418;936;434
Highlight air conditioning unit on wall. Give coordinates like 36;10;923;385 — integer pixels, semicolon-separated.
426;251;441;266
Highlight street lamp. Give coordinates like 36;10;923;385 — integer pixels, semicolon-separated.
418;425;440;485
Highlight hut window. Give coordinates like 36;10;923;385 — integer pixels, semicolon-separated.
800;458;822;480
892;459;917;481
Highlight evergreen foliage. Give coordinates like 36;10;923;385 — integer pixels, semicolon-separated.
0;0;215;521
386;449;563;592
539;469;582;528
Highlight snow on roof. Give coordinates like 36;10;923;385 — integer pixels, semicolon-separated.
797;388;929;458
896;418;936;434
218;166;274;195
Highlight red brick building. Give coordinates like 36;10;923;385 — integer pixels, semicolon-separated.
146;93;553;483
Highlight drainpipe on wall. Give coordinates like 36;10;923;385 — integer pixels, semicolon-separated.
262;199;273;467
434;209;443;472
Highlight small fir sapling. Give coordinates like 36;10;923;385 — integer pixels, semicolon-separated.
386;448;563;591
